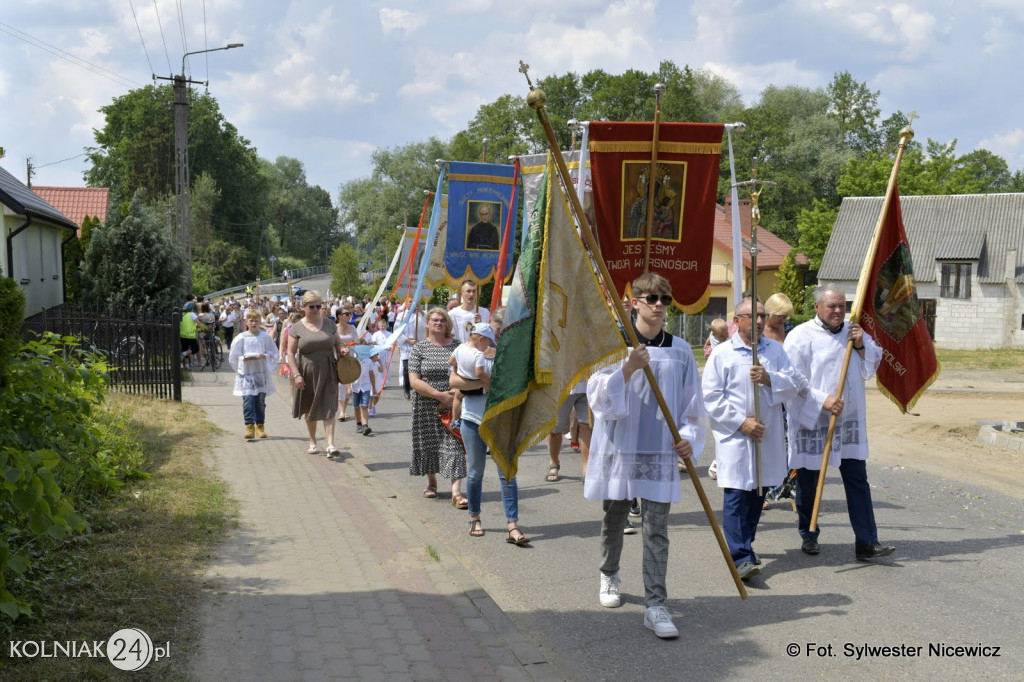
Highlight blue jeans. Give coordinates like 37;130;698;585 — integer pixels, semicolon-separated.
242;393;266;425
463;419;519;522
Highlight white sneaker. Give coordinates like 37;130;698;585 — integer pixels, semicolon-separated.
708;459;718;479
643;605;678;639
599;572;621;608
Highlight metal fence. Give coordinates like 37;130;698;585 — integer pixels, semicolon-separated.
22;305;182;401
665;312;716;348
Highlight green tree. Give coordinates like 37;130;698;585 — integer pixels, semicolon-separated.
260;157;340;264
338;137;449;268
81;190;185;311
330;242;362;296
826;71;881;153
86;84;268;243
795;199;840;269
775;250;806;312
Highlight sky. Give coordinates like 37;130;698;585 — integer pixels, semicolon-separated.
1;0;1022;199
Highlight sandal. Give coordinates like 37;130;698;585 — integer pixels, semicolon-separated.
337;415;351;422
423;486;437;499
451;494;469;510
469;518;484;537
545;464;560;482
506;527;531;545
326;446;340;458
307;443;318;455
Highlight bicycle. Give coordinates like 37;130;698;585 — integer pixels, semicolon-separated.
198;331;223;371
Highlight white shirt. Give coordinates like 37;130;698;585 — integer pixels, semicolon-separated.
784;318;882;468
449;306;490;343
395;311;426;359
227;330;279;397
584;340;705;504
703;333;804;490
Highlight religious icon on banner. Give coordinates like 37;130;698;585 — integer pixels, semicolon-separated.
872;242;919;341
466;201;502;251
622;161;685;242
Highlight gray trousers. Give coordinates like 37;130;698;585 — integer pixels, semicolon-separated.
600;498;671;607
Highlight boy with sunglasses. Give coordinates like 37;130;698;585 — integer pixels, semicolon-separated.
584;273;705;639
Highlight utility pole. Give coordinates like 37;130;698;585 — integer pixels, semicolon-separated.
155;43;243;292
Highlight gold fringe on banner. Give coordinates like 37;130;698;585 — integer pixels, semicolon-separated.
447;173;516;184
588;141;722;155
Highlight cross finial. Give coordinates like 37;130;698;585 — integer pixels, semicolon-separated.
907;110;919;126
519;61;534;89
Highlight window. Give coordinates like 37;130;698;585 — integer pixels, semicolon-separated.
939;262;971;299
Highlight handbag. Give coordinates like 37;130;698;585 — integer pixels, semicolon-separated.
335;354;361;384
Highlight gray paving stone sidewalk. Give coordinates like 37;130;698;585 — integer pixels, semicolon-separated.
184;368;559;681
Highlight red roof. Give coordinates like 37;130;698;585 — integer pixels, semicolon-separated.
32;186;109;230
714;198;806;271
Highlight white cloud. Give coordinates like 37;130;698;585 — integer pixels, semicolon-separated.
379;8;427;35
979;128;1024;165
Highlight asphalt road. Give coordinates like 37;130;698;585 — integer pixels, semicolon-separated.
299;274;1023;679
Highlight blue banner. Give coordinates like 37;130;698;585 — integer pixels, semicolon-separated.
445;161;517;284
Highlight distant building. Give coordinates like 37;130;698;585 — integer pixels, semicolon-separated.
701;198;806;317
32;186;110;236
0;166;79;313
819;193;1024;350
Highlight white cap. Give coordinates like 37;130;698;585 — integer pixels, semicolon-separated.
471;322;496;344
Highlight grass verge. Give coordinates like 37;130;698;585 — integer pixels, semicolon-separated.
2;394;236;681
936;348;1024;371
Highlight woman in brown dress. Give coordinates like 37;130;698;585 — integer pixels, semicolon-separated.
409;307;467;506
287;290;349;457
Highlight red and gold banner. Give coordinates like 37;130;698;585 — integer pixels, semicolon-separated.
587;121;724;311
860;185;941;412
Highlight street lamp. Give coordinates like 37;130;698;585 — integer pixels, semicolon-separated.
724;122;746;307
182;43;244;81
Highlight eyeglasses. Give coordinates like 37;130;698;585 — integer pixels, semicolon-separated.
637;293;673;306
306;304;322;309
737;313;767;320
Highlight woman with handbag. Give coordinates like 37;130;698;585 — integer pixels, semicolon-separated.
287;290;349;457
408;307;467;506
335;305;360;423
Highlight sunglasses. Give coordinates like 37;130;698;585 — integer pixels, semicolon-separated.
637;293;673;306
341;311;352;316
306;304;323;309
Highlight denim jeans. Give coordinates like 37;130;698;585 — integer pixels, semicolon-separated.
463;419;519;522
242;393;266;425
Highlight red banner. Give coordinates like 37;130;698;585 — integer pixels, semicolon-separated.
860;185;940;412
588;121;724;310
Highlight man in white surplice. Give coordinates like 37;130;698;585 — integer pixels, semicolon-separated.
584;273;705;640
702;297;804;581
784;283;895;562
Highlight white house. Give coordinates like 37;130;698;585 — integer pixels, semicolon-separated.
0;166;79;313
819;193;1024;350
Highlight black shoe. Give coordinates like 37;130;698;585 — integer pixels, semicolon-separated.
736;561;760;581
801;538;820;555
856;542;895;561
362;426;372;436
628;500;641;518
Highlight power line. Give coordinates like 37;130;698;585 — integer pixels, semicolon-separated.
151;0;173;75
175;0;189;74
126;0;156;79
0;21;141;89
35;152;89;169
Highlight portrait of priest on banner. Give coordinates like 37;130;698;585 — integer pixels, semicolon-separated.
466;201;501;251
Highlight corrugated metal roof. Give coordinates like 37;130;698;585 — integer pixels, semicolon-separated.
0;166;78;231
32;186;109;227
819;193;1024;284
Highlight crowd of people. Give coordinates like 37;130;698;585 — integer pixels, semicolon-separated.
198;275;897;642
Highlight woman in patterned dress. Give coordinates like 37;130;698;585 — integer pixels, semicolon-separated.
409;307;467;507
287;290;349;457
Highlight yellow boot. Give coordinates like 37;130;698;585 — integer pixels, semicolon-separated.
245;424;255;440
256;424;267;439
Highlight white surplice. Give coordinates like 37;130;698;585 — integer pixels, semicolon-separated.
784;318;882;468
702;334;804;490
584;341;705;504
